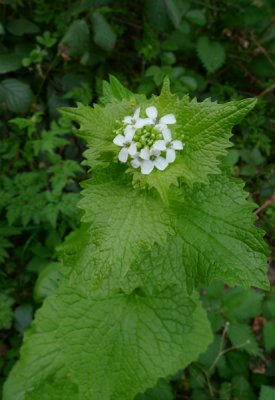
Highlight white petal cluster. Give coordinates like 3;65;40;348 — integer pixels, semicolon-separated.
113;106;184;175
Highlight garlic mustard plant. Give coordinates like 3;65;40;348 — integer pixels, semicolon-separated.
113;105;183;174
3;77;269;400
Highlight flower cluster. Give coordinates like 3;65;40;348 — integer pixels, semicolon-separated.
113;106;184;175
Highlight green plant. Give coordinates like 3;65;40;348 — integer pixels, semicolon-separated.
3;77;269;399
177;281;275;399
1;0;274;398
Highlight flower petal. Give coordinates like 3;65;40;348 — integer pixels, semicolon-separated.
162;128;172;142
118;147;129;163
113;134;125;146
140;148;150;160
123;116;132;124
150;148;160;157
172;140;184;150
135;118;152;128
141;160;154;175
124;126;135;141
131;158;141;168
153;140;166;151
133;107;141;120
128;142;137;156
154;156;168;171
155;123;165;132
159;114;176;125
166;148;176;163
146;106;158;120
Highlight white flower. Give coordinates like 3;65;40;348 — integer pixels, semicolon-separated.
113;104;183;174
145;106;176;132
113;130;137;163
136;148;168;174
123;107;151;133
131;153;153;175
153;128;184;163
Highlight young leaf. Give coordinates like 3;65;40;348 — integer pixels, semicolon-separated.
0;53;22;73
186;10;206;26
133;81;256;198
100;75;145;105
197;36;226;73
33;262;61;303
0;79;34;114
61;79;256;198
59;100;134;168
59;19;89;57
144;0;169;31
165;0;183;28
222;288;264;321
227;321;260;355
7;18;39;36
92;11;117;51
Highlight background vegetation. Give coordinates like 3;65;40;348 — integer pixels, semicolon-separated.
0;0;274;398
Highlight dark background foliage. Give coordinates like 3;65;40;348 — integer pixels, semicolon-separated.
0;0;274;399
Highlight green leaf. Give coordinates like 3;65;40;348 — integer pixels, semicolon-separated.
144;0;169;31
100;75;143;105
48;160;83;195
7;18;39;36
260;386;275;400
0;293;14;330
0;224;20;263
1;171;48;226
132;83;257;197
92;11;117;51
171;174;269;291
33;262;61;303
77;180;174;284
131;235;187;291
59;100;134;168
0;53;22;73
222;288;264;321
136;378;174;400
263;288;275;318
164;0;186;28
199;334;222;370
263;321;275;352
25;379;79;400
0;79;34;114
231;376;257;400
226;350;250;377
197;36;225;73
227;321;260;355
186;10;206;26
14;304;33;334
59;19;89;57
61;78;256;194
219;382;232;400
3;286;212;400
